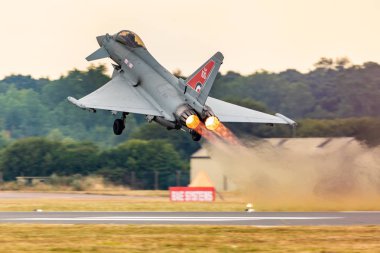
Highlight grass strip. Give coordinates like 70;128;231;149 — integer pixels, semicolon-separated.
0;225;379;253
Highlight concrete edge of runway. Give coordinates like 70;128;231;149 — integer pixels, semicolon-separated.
0;211;379;226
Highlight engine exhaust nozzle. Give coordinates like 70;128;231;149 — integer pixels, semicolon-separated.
186;115;200;129
205;116;220;131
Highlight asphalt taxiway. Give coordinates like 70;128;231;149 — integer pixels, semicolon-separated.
0;211;379;225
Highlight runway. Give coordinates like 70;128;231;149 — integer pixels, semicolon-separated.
0;211;379;225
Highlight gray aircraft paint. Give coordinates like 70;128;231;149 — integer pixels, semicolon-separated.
68;30;295;139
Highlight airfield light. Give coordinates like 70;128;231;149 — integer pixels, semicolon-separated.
186;115;200;129
205;116;220;131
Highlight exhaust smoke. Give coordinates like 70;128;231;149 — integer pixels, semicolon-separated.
203;137;380;211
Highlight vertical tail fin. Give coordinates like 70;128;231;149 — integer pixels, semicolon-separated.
185;52;223;105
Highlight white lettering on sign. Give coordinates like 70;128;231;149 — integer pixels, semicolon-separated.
171;191;185;201
185;191;213;201
170;190;214;202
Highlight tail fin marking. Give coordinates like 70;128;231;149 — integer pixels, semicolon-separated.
186;60;215;93
185;52;224;105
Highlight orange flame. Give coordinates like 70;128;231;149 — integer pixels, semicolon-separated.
186;115;200;129
193;123;218;142
205;116;220;131
193;121;240;145
213;123;241;145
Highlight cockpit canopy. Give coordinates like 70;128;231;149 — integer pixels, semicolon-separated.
114;30;146;49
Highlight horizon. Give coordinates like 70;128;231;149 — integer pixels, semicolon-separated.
1;56;377;81
1;0;379;79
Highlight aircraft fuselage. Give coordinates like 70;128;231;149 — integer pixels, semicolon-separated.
68;30;295;140
101;36;194;125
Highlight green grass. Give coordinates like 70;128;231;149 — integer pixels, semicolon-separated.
1;190;380;211
0;190;247;212
0;197;245;212
0;191;379;252
0;225;379;252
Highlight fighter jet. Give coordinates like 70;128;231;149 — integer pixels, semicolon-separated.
68;30;295;141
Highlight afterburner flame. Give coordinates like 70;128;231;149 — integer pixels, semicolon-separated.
214;123;241;145
186;115;200;129
194;123;218;142
193;121;240;145
205;116;220;131
190;116;240;145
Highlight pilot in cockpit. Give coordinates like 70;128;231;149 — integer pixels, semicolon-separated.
115;31;145;49
125;33;139;47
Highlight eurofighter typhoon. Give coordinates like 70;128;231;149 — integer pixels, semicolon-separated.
68;30;295;141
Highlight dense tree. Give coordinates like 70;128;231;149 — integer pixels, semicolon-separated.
0;87;49;138
211;59;380;120
296;118;380;147
0;137;64;180
0;138;101;180
0;61;379;189
130;123;199;160
0;61;378;142
0;136;186;189
99;139;186;189
56;141;100;175
41;65;110;107
1;75;48;92
229;117;380;146
0;59;379;157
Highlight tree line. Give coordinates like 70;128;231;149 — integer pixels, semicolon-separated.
0;58;379;185
0;137;186;189
210;58;380;120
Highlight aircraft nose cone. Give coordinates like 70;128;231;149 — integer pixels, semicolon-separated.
96;35;106;46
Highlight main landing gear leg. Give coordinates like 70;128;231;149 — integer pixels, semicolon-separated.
113;112;128;135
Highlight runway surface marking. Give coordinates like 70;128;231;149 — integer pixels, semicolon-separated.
3;216;342;222
0;212;378;225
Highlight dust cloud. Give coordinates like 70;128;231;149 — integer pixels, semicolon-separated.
204;137;380;211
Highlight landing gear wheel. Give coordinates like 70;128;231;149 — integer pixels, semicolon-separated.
190;130;201;142
113;119;125;135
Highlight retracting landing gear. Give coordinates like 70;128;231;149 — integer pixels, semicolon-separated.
113;119;124;135
190;130;201;142
113;112;128;135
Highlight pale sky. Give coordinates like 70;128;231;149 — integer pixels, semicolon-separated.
0;0;379;79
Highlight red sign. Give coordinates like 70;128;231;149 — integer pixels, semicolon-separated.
169;187;215;202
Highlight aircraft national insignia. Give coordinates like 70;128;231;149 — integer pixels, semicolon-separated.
186;60;215;93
